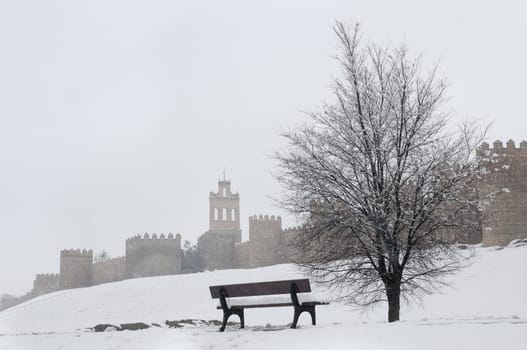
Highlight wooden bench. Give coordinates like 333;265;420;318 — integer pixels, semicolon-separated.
209;278;328;332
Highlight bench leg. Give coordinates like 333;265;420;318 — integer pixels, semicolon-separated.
220;309;245;332
238;309;245;329
220;311;230;332
309;306;316;326
291;305;316;329
291;307;301;329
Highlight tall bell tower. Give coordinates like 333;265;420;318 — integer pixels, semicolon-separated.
198;177;242;270
209;179;240;237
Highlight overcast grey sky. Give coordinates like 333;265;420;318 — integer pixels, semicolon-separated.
1;0;526;295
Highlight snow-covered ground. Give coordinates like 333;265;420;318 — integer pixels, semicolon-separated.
1;245;526;349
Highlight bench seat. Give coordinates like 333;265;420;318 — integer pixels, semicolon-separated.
217;294;329;309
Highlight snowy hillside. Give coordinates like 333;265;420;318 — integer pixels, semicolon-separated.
1;245;526;350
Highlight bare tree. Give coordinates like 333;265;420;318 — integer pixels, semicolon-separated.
182;240;202;273
275;22;486;322
94;250;111;263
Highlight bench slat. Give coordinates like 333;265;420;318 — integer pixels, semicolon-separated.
216;301;328;310
209;278;311;298
217;303;292;309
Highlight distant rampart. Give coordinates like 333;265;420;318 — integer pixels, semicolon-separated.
125;233;182;278
92;256;126;285
32;273;60;297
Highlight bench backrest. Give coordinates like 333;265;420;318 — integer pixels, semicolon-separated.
209;279;311;298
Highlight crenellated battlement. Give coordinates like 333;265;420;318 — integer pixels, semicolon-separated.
126;233;181;242
35;273;59;279
478;139;527;156
249;214;282;223
125;233;182;251
60;249;93;258
478;140;527;175
92;256;126;266
283;226;301;234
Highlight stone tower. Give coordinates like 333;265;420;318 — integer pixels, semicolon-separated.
59;249;93;290
248;215;286;267
198;179;242;270
478;140;527;246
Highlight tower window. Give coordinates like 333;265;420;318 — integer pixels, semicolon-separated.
222;208;228;221
232;208;236;220
214;208;219;221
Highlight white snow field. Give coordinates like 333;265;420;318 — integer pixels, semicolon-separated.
1;245;526;350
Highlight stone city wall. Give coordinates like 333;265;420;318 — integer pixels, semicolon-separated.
125;233;182;278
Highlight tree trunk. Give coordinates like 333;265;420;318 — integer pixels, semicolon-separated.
386;281;401;322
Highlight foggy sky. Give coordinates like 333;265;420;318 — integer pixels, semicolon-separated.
1;0;526;295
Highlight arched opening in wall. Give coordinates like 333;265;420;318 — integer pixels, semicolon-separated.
223;187;227;197
223;208;228;221
214;208;219;221
231;208;236;221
